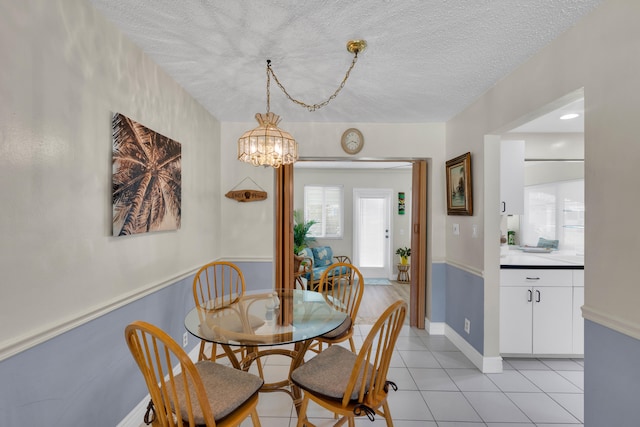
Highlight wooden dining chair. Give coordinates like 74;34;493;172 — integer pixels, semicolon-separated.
308;262;364;354
125;320;263;427
291;300;407;427
192;261;247;362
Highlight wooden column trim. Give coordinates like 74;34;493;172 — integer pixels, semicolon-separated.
275;164;295;293
411;160;427;328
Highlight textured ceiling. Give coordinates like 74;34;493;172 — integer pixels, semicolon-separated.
89;0;602;124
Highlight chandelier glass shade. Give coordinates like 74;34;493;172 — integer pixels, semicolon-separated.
237;40;365;168
237;112;298;168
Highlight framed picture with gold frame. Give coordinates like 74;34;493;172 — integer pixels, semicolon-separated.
446;152;473;215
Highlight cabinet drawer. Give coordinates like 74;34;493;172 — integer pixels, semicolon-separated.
500;269;572;287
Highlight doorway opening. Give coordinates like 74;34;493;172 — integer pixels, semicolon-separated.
280;159;427;328
353;188;393;279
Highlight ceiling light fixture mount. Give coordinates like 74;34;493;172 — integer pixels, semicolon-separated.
237;40;366;168
560;113;579;120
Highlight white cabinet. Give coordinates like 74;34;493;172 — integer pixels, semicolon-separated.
500;140;525;214
500;268;582;356
572;270;585;354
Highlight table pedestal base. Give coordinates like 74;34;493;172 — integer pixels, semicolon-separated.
221;339;312;418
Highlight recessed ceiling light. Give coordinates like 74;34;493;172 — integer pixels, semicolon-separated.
560;113;579;120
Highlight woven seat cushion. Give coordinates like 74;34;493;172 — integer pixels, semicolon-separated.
172;360;263;424
321;316;352;339
291;345;373;400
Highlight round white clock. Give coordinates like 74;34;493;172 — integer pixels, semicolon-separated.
341;128;364;154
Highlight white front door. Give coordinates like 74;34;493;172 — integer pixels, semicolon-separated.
353;188;392;279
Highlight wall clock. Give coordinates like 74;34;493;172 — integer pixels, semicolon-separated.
341;128;364;155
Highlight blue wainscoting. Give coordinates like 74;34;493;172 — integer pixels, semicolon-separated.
445;264;484;353
584;320;640;426
0;261;274;426
431;262;446;322
233;260;273;293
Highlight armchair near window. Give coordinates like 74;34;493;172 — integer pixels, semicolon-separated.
296;246;351;291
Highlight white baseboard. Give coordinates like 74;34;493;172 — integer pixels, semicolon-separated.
425;318;445;335
444;324;503;373
118;345;201;427
117;397;149;427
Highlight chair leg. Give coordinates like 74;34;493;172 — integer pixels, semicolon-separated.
296;395;310;427
198;341;207;361
256;357;265;379
381;400;394;427
348;337;356;352
250;408;261;427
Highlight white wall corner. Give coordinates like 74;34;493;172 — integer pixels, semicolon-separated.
425;318;445;335
445;324;503;373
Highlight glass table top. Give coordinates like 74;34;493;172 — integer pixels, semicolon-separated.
184;289;348;347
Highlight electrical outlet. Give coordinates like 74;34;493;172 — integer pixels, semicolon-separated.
464;318;471;334
183;332;188;347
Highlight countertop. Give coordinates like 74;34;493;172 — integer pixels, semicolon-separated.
500;247;584;269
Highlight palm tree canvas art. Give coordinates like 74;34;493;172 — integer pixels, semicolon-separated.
112;113;182;236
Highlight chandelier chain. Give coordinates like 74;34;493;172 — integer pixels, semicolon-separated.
266;53;359;112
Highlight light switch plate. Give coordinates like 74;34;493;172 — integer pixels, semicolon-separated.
453;224;460;235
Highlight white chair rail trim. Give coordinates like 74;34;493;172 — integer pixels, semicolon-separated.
0;265;201;362
445;259;484;277
582;304;640;342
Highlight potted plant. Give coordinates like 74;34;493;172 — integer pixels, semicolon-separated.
396;247;411;265
294;209;317;255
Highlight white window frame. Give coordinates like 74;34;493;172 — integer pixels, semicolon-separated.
303;185;344;239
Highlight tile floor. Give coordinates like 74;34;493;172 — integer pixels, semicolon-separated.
238;324;584;427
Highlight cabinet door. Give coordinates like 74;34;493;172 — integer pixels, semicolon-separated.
500;140;525;214
500;286;533;354
532;286;573;354
573;286;585;354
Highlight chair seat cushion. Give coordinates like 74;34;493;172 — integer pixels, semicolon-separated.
172;360;263;423
321;316;352;339
291;345;372;400
303;265;350;282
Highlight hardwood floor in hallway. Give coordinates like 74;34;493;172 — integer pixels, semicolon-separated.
356;280;411;324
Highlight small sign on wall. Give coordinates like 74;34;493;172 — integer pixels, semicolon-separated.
398;192;405;215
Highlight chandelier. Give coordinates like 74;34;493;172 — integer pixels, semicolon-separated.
237;40;367;168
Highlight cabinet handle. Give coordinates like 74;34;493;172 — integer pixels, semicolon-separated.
526;277;540;281
501;201;506;213
535;290;541;303
527;289;532;302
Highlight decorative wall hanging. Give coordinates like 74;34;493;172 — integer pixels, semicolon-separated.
446;152;473;215
112;113;182;236
225;177;268;202
398;192;405;215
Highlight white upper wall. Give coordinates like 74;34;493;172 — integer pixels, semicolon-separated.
0;0;221;357
220;122;447;262
293;167;414;269
447;0;640;348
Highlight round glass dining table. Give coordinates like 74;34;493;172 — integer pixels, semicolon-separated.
184;289;348;411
